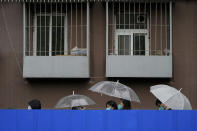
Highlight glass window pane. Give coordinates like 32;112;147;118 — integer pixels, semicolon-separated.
52;16;65;56
36;16;50;56
133;33;145;55
118;35;131;55
37;26;40;56
25;28;30;56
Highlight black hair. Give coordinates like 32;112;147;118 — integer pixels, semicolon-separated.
28;99;41;109
72;107;78;110
106;100;118;110
121;99;131;109
72;106;85;110
155;99;162;107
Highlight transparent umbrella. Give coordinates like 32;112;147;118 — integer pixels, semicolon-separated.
55;91;96;108
150;84;192;110
89;81;140;103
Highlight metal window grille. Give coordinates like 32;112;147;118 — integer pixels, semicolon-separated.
107;1;171;56
24;1;88;56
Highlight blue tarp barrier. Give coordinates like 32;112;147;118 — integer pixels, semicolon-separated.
0;110;196;131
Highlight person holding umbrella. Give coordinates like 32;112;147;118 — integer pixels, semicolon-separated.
55;91;96;109
118;99;131;110
150;85;192;110
89;81;140;107
106;100;118;110
89;81;140;110
155;99;168;110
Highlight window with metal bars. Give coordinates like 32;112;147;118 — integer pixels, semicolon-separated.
34;13;66;56
24;2;87;56
107;2;170;56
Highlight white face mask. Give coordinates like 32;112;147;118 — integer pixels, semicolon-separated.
28;105;32;110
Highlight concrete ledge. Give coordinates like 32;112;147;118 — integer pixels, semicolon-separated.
106;56;172;78
23;56;89;78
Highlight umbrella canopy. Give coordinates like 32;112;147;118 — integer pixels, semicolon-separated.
55;92;96;108
89;81;140;103
150;84;192;110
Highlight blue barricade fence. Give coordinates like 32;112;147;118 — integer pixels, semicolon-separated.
0;110;196;131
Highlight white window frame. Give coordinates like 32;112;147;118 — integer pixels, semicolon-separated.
33;13;67;56
115;29;149;56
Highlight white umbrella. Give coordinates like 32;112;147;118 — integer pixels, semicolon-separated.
89;81;140;103
150;84;192;110
55;91;96;108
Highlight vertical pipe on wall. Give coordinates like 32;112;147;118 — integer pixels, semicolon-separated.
118;1;120;55
55;2;57;56
160;2;162;55
129;1;130;29
71;2;72;53
106;1;108;56
76;2;77;50
129;1;131;54
129;1;133;55
40;2;41;56
33;2;37;56
112;2;114;55
155;2;157;55
169;1;172;56
81;2;83;53
124;1;125;55
133;2;135;55
144;2;146;55
139;2;141;55
149;2;151;55
49;2;52;56
23;3;26;57
28;2;31;56
87;2;90;57
65;2;68;55
45;2;46;56
144;2;147;55
165;2;167;56
60;2;62;55
119;1;120;30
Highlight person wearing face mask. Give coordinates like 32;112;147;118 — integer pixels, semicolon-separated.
118;99;131;110
106;100;118;110
28;99;41;109
155;99;168;110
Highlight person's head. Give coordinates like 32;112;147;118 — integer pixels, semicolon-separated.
72;107;78;110
155;99;167;110
106;100;118;110
28;99;41;109
118;99;131;110
78;106;86;110
72;106;86;110
155;99;162;108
